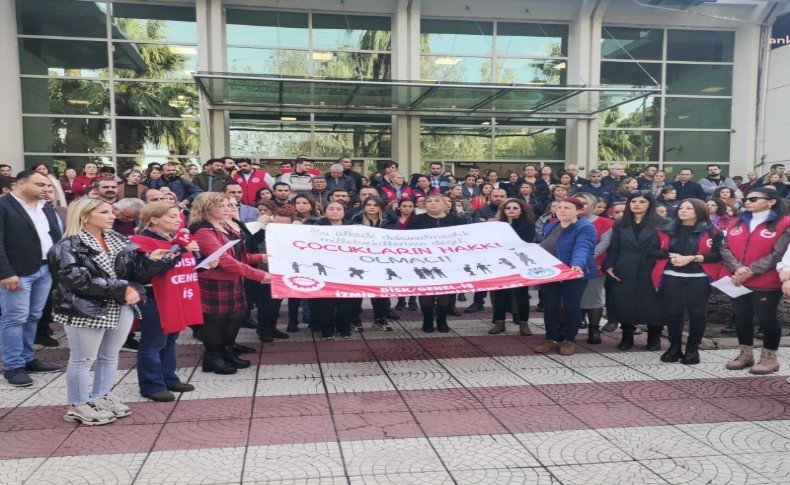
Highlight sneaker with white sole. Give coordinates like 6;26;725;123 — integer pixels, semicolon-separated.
92;395;132;418
63;402;117;426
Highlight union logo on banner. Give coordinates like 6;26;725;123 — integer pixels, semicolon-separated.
265;222;580;299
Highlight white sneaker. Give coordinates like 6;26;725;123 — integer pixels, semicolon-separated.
92;395;132;418
63;402;117;426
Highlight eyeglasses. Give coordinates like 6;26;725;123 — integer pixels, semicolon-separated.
745;196;770;202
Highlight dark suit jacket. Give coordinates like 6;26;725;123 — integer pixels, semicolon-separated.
0;195;63;279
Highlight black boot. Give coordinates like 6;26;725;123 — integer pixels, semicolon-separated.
202;350;237;374
617;327;634;350
586;309;603;344
421;307;435;333
436;307;450;333
660;340;683;362
646;326;662;351
257;324;274;343
680;341;700;365
221;345;251;369
587;327;602;345
447;304;461;317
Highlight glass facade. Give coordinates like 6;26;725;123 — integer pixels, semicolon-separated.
599;26;734;176
16;0;199;173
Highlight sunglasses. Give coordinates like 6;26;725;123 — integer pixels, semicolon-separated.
745;196;770;202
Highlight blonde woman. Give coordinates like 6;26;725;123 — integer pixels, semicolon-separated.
48;198;171;425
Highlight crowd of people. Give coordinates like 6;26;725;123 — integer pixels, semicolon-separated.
0;156;788;427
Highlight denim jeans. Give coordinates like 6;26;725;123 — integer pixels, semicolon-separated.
0;266;52;369
137;296;181;395
64;306;134;405
732;290;783;350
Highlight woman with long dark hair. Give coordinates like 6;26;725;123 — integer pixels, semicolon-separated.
706;198;736;232
721;187;790;374
603;191;666;350
470;183;493;211
488;199;535;336
653;199;723;365
292;194;322;224
72;162;99;199
393;198;419;312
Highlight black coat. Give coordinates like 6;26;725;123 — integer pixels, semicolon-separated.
47;234;172;320
0;195;62;279
406;213;467;229
603;222;663;326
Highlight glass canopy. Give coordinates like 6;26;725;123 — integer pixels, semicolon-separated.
195;73;661;119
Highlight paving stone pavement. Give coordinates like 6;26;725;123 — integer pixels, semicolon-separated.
2;303;790;484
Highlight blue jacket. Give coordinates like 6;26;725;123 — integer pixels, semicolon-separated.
542;218;598;279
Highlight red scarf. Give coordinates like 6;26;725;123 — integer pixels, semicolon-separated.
130;234;203;333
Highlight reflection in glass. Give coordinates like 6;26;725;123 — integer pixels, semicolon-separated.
420;56;492;83
115;120;198;159
312;14;391;51
667;30;734;62
665;98;731;129
598;130;659;162
24;155;112;175
22;78;110;116
114;44;197;79
313;124;392;158
312;52;391;80
421;19;494;55
112;3;196;44
665;64;733;96
17;0;107;38
599;98;661;129
496;22;568;57
117;156;199;171
663;131;730;162
601;27;664;60
601;61;661;86
230;123;312;157
496;58;567;85
23;116;111;154
494;128;564;160
226;10;309;48
662;163;730;178
421;126;493;160
228;48;310;76
19;38;110;77
114;82;198;118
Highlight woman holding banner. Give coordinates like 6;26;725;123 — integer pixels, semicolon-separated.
189;193;270;374
407;194;468;333
131;202;210;402
534;197;597;356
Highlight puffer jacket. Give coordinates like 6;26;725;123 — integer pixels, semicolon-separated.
47;234;173;320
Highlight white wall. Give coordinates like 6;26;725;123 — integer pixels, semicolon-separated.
762;45;790;169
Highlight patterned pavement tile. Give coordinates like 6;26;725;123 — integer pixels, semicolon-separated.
387;371;461;391
412;409;508;437
399;388;483;412
153;418;248;452
0;428;74;459
603;351;665;366
255;377;325;397
369;347;434;362
730;451;790;483
515;429;633;466
741;376;790;396
629;363;719;381
248;415;337;446
0;388;38;409
596;425;721;459
643;456;770;485
446;369;527;388
178;378;257;400
572;366;654;383
188;365;258;382
635;398;740;425
323;374;396;394
135;446;245;484
328;391;409;414
341;438;446;477
258;364;322;380
488;405;588;434
513;366;593;386
467;385;554;408
450;467;558;485
0;405;76;432
664;378;756;399
260;351;319;365
53;423;160;456
0;457;45;485
243;442;346;482
263;341;319;353
681;421;790;454
378;359;447;374
436;357;508;373
429;434;541;469
107;383;171;404
536;383;627;405
334;412;424;441
710;396;790;421
546;353;622;367
492;355;568;370
320;362;384;377
348;472;455;484
318;351;378;364
756;419;790;441
253;394;331;418
546;461;667;485
600;380;694;401
562;402;668;429
25;452;146;485
169;397;252;422
116;401;176;426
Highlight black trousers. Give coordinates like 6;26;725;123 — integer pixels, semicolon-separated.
492;288;530;321
732;290;783;350
309;298;355;336
659;275;711;344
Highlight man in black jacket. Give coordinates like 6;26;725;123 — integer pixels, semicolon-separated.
671;168;706;200
0;171;63;387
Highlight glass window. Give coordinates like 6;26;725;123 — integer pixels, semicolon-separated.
25;155;113;175
117;156;198;173
23;116;111;154
21;78;110;116
113;43;197;79
598;130;660;162
227;48;310;76
115;119;199;156
114;82;198;118
17;0;108;38
667;30;734;62
601;61;661;86
230;123;312;157
664;98;731;129
496;22;568;57
112;3;196;44
665;64;733;96
313;124;392;158
420;56;493;83
599;97;661;129
226;10;309;48
494;128;564;160
662;163;730;178
312;52;391;80
421;126;493;160
601;27;664;60
421;19;494;55
312;14;391;51
663;131;730;162
19;38;109;77
496;58;567;85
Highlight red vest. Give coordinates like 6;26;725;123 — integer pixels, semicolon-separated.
652;228;723;289
591;216;614;274
723;216;790;289
233;169;270;206
380;185;414;203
